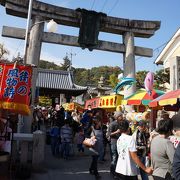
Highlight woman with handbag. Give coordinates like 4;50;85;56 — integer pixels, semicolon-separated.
88;116;103;179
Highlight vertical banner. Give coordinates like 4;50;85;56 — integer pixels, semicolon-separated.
0;63;32;115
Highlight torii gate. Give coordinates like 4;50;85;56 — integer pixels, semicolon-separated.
1;0;160;131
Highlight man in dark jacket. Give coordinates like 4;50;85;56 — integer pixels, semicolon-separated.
173;143;180;179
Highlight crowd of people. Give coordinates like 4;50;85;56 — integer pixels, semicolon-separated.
107;110;180;180
0;102;179;180
30;105;180;180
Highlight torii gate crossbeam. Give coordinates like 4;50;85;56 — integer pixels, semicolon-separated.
0;0;161;131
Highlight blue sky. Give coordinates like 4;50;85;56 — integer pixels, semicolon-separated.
0;0;180;72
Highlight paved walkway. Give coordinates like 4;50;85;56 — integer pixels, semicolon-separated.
30;145;114;180
29;144;153;180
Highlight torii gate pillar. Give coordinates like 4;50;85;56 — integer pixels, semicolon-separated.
23;16;44;133
123;31;136;98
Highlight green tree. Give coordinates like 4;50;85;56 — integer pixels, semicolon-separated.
39;96;52;106
73;66;122;87
154;69;170;90
136;70;148;89
60;55;71;71
39;60;61;70
74;68;90;85
89;66;122;86
108;73;118;88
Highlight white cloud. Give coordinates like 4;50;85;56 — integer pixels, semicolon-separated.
40;51;64;65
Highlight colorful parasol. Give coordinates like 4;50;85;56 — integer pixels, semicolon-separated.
149;89;180;108
122;89;164;106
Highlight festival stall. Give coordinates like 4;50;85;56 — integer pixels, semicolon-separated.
84;94;123;111
99;94;123;112
149;89;180;111
84;97;109;123
121;88;164;128
122;88;164;112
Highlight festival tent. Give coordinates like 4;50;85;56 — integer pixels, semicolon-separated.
122;89;164;106
84;97;108;123
85;94;124;111
149;89;180;111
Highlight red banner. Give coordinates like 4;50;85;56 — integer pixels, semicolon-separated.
0;63;32;115
84;97;100;109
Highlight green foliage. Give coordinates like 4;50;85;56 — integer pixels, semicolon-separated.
73;66;122;86
108;74;119;88
154;69;170;90
135;69;170;91
39;60;123;87
34;58;170;91
136;71;148;89
39;96;52;106
74;68;89;85
60;55;71;71
39;60;62;70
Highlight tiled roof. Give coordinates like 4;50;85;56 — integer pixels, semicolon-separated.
36;69;87;91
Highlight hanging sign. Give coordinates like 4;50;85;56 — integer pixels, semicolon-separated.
99;95;123;108
0;63;32;115
84;97;100;109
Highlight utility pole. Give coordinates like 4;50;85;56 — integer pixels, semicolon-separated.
67;49;76;71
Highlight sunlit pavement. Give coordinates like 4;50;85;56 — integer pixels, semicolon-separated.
30;145;153;180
